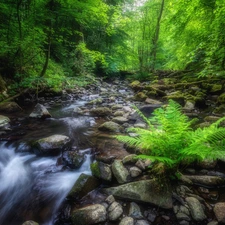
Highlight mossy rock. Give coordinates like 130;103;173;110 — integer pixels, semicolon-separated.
163;91;185;105
91;161;112;181
0;75;6;92
98;121;122;133
67;173;100;199
218;93;225;104
210;84;223;94
129;80;142;91
134;92;147;101
213;104;225;115
86;98;103;105
90;107;111;117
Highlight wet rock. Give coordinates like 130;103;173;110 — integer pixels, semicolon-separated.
218;93;225;104
105;195;115;205
140;104;162;115
112;116;129;124
197;159;217;169
33;134;70;155
183;175;225;187
207;220;219;225
112;104;123;110
134;92;147;101
71;204;107;225
183;101;195;111
62;151;85;169
135;160;146;171
119;216;134;225
91;161;112;182
108;201;123;221
104;179;173;209
94;134;129;162
86;98;103;105
90;107;111;117
185;197;206;221
145;98;163;105
112;159;129;184
29;103;51;119
22;221;39;225
129;166;142;178
0;115;10;130
135;220;150;225
144;209;157;222
122;154;138;164
67;173;100;199
213;202;225;223
114;110;124;116
130;80;142;91
128;202;143;219
98;121;122;133
0;101;22;113
210;84;223;94
175;205;191;222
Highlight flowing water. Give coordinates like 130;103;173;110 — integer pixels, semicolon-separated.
0;99;95;225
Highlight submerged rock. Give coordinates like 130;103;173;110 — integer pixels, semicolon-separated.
71;204;107;225
29;103;51;119
103;179;173;209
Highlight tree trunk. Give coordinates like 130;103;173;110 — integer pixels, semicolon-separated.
150;0;165;71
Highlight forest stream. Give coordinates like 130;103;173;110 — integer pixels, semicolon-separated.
0;99;95;225
1;79;225;225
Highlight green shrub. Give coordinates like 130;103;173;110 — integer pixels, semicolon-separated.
116;100;225;172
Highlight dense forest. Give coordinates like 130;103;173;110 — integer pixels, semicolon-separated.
0;0;225;99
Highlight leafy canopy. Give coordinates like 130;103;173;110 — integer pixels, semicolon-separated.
116;100;225;170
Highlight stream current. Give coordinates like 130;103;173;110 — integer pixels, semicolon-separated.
0;99;95;225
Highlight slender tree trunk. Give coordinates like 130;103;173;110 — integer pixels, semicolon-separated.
16;0;23;72
150;0;165;71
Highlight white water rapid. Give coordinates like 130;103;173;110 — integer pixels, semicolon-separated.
0;100;93;225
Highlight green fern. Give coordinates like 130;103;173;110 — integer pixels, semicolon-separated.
116;99;225;171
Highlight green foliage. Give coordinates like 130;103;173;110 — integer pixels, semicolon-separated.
116;100;225;172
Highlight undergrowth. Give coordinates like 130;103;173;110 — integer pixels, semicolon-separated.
116;100;225;174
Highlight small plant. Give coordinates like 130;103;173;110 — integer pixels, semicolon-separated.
116;100;225;172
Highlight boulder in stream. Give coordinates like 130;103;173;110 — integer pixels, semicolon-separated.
90;107;111;117
62;151;85;169
67;173;100;199
32;134;70;155
98;121;122;133
29;103;51;119
0;115;10;130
